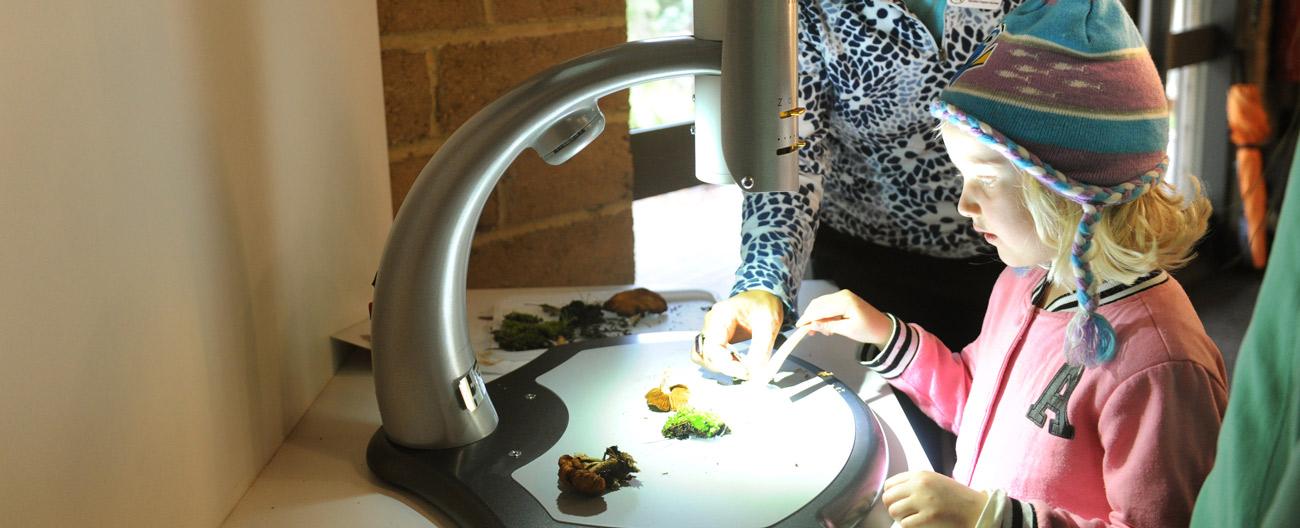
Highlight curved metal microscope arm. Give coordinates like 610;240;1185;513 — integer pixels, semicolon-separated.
372;37;722;449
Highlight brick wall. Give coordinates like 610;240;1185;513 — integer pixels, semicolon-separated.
377;0;634;288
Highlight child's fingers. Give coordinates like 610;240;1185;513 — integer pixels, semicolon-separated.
883;470;916;491
882;471;917;505
794;300;827;327
881;484;906;508
885;496;920;522
796;293;849;326
807;318;854;337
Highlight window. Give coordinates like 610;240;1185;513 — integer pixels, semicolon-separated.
1165;0;1208;193
626;0;694;130
1161;0;1234;210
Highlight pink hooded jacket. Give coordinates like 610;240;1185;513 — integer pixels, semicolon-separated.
867;267;1228;527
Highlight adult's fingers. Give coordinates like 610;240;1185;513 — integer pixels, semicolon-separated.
701;301;739;346
707;348;750;379
690;335;749;379
741;310;780;378
696;301;754;378
698;291;783;379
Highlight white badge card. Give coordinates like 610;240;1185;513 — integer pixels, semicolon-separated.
950;0;1001;10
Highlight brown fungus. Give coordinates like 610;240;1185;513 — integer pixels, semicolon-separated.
557;446;640;496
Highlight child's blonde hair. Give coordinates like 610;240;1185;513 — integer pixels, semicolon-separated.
1020;172;1212;289
930;0;1181;367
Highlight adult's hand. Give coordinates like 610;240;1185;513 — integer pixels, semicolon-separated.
693;290;783;380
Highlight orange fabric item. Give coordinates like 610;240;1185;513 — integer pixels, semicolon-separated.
1228;84;1272;268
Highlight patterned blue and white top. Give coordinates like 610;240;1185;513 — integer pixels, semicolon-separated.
732;0;1018;320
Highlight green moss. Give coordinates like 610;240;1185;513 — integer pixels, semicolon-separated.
491;313;571;351
661;408;730;439
493;301;631;351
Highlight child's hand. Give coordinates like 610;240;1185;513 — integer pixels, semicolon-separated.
882;471;988;528
795;289;892;346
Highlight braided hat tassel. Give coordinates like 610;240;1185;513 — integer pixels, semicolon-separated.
1064;204;1118;367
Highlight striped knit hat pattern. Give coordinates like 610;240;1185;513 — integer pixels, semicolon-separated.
930;0;1169;367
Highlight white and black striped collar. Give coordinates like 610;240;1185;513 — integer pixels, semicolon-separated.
1031;270;1168;312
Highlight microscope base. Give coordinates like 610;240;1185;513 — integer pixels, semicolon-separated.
367;334;887;527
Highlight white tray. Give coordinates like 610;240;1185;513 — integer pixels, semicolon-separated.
488;288;716;349
330;289;718;379
475;289;715;378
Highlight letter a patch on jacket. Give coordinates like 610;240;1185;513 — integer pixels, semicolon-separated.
1027;363;1085;439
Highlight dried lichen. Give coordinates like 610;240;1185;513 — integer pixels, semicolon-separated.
557;446;640;496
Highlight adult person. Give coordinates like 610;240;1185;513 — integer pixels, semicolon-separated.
694;0;1023;471
1191;134;1300;527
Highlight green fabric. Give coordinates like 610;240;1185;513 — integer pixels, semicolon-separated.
901;0;945;44
1191;137;1300;526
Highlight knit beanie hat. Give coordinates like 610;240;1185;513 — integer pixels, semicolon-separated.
930;0;1169;367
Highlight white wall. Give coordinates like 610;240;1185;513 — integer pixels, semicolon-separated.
0;1;392;525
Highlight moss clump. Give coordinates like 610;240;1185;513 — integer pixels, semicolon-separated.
492;300;636;351
491;312;571;351
559;301;606;335
661;408;729;439
543;300;628;338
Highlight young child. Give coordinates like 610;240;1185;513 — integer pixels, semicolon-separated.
796;1;1228;526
